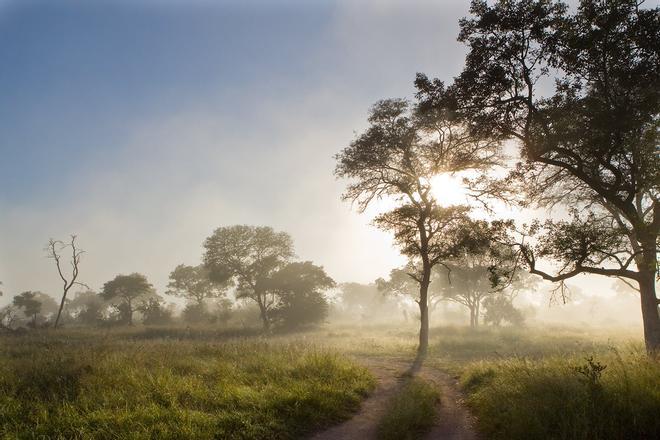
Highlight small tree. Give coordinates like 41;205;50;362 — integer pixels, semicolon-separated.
138;297;173;326
0;305;18;330
167;264;229;312
101;273;153;326
46;236;87;329
203;225;295;330
13;291;53;327
267;261;336;329
68;290;107;326
483;294;525;327
336;98;499;356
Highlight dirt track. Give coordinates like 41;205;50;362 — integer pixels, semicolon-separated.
309;356;479;440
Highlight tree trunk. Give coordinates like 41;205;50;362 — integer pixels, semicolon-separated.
256;294;270;331
638;270;660;354
469;307;475;328
53;287;70;329
127;299;133;326
475;301;480;328
417;270;431;357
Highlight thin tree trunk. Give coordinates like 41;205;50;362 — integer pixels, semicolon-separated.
475;301;480;328
53;287;70;329
256;294;270;331
417;268;431;357
127;299;133;326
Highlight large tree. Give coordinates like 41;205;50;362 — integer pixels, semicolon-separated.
417;0;660;352
203;225;295;330
101;273;154;326
336;98;500;356
46;235;86;329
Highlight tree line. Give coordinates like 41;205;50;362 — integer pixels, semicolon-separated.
0;226;337;332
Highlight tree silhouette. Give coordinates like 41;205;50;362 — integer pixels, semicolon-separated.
336;98;500;356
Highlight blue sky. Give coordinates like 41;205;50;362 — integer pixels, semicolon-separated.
2;0;626;315
1;0;474;297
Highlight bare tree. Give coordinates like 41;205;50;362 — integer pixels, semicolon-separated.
46;235;87;329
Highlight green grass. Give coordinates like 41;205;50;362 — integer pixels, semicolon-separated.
0;330;375;439
377;378;440;440
461;347;660;440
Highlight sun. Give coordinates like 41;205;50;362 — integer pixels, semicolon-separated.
430;173;468;207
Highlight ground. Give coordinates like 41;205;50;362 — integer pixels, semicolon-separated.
0;324;657;439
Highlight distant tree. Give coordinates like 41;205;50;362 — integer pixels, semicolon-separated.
45;235;87;329
336;98;500;356
209;298;234;326
167;264;229;310
483;294;525;327
267;261;336;329
377;265;446;311
203;225;295;330
437;263;493;329
12;291;57;327
0;305;18;330
68;290;107;326
101;273;154;326
417;0;660;352
137;297;173;326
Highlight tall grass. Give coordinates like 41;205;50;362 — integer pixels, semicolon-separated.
461;347;660;440
0;330;375;439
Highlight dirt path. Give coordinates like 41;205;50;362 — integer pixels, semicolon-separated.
418;366;479;440
309;356;479;440
310;356;410;440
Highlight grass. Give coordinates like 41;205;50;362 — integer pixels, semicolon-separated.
461;347;660;439
376;378;440;440
0;329;375;439
0;324;654;439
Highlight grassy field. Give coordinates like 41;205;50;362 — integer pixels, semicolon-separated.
0;324;657;439
0;329;374;439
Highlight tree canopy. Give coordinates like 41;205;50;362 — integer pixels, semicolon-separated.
101;273;154;326
203;225;295;330
417;0;660;352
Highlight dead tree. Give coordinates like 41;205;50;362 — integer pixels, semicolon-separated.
46;235;87;329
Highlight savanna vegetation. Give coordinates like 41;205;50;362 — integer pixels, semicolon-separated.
1;0;658;439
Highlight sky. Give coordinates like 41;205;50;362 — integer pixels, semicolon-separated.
0;0;474;299
0;0;635;319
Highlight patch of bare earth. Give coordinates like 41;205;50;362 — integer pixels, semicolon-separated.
309;356;479;440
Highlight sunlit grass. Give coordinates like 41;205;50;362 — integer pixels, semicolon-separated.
461;347;660;439
0;330;375;439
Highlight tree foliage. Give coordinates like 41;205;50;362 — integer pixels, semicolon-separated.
167;264;229;307
267;261;335;329
203;225;295;330
101;273;154;326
